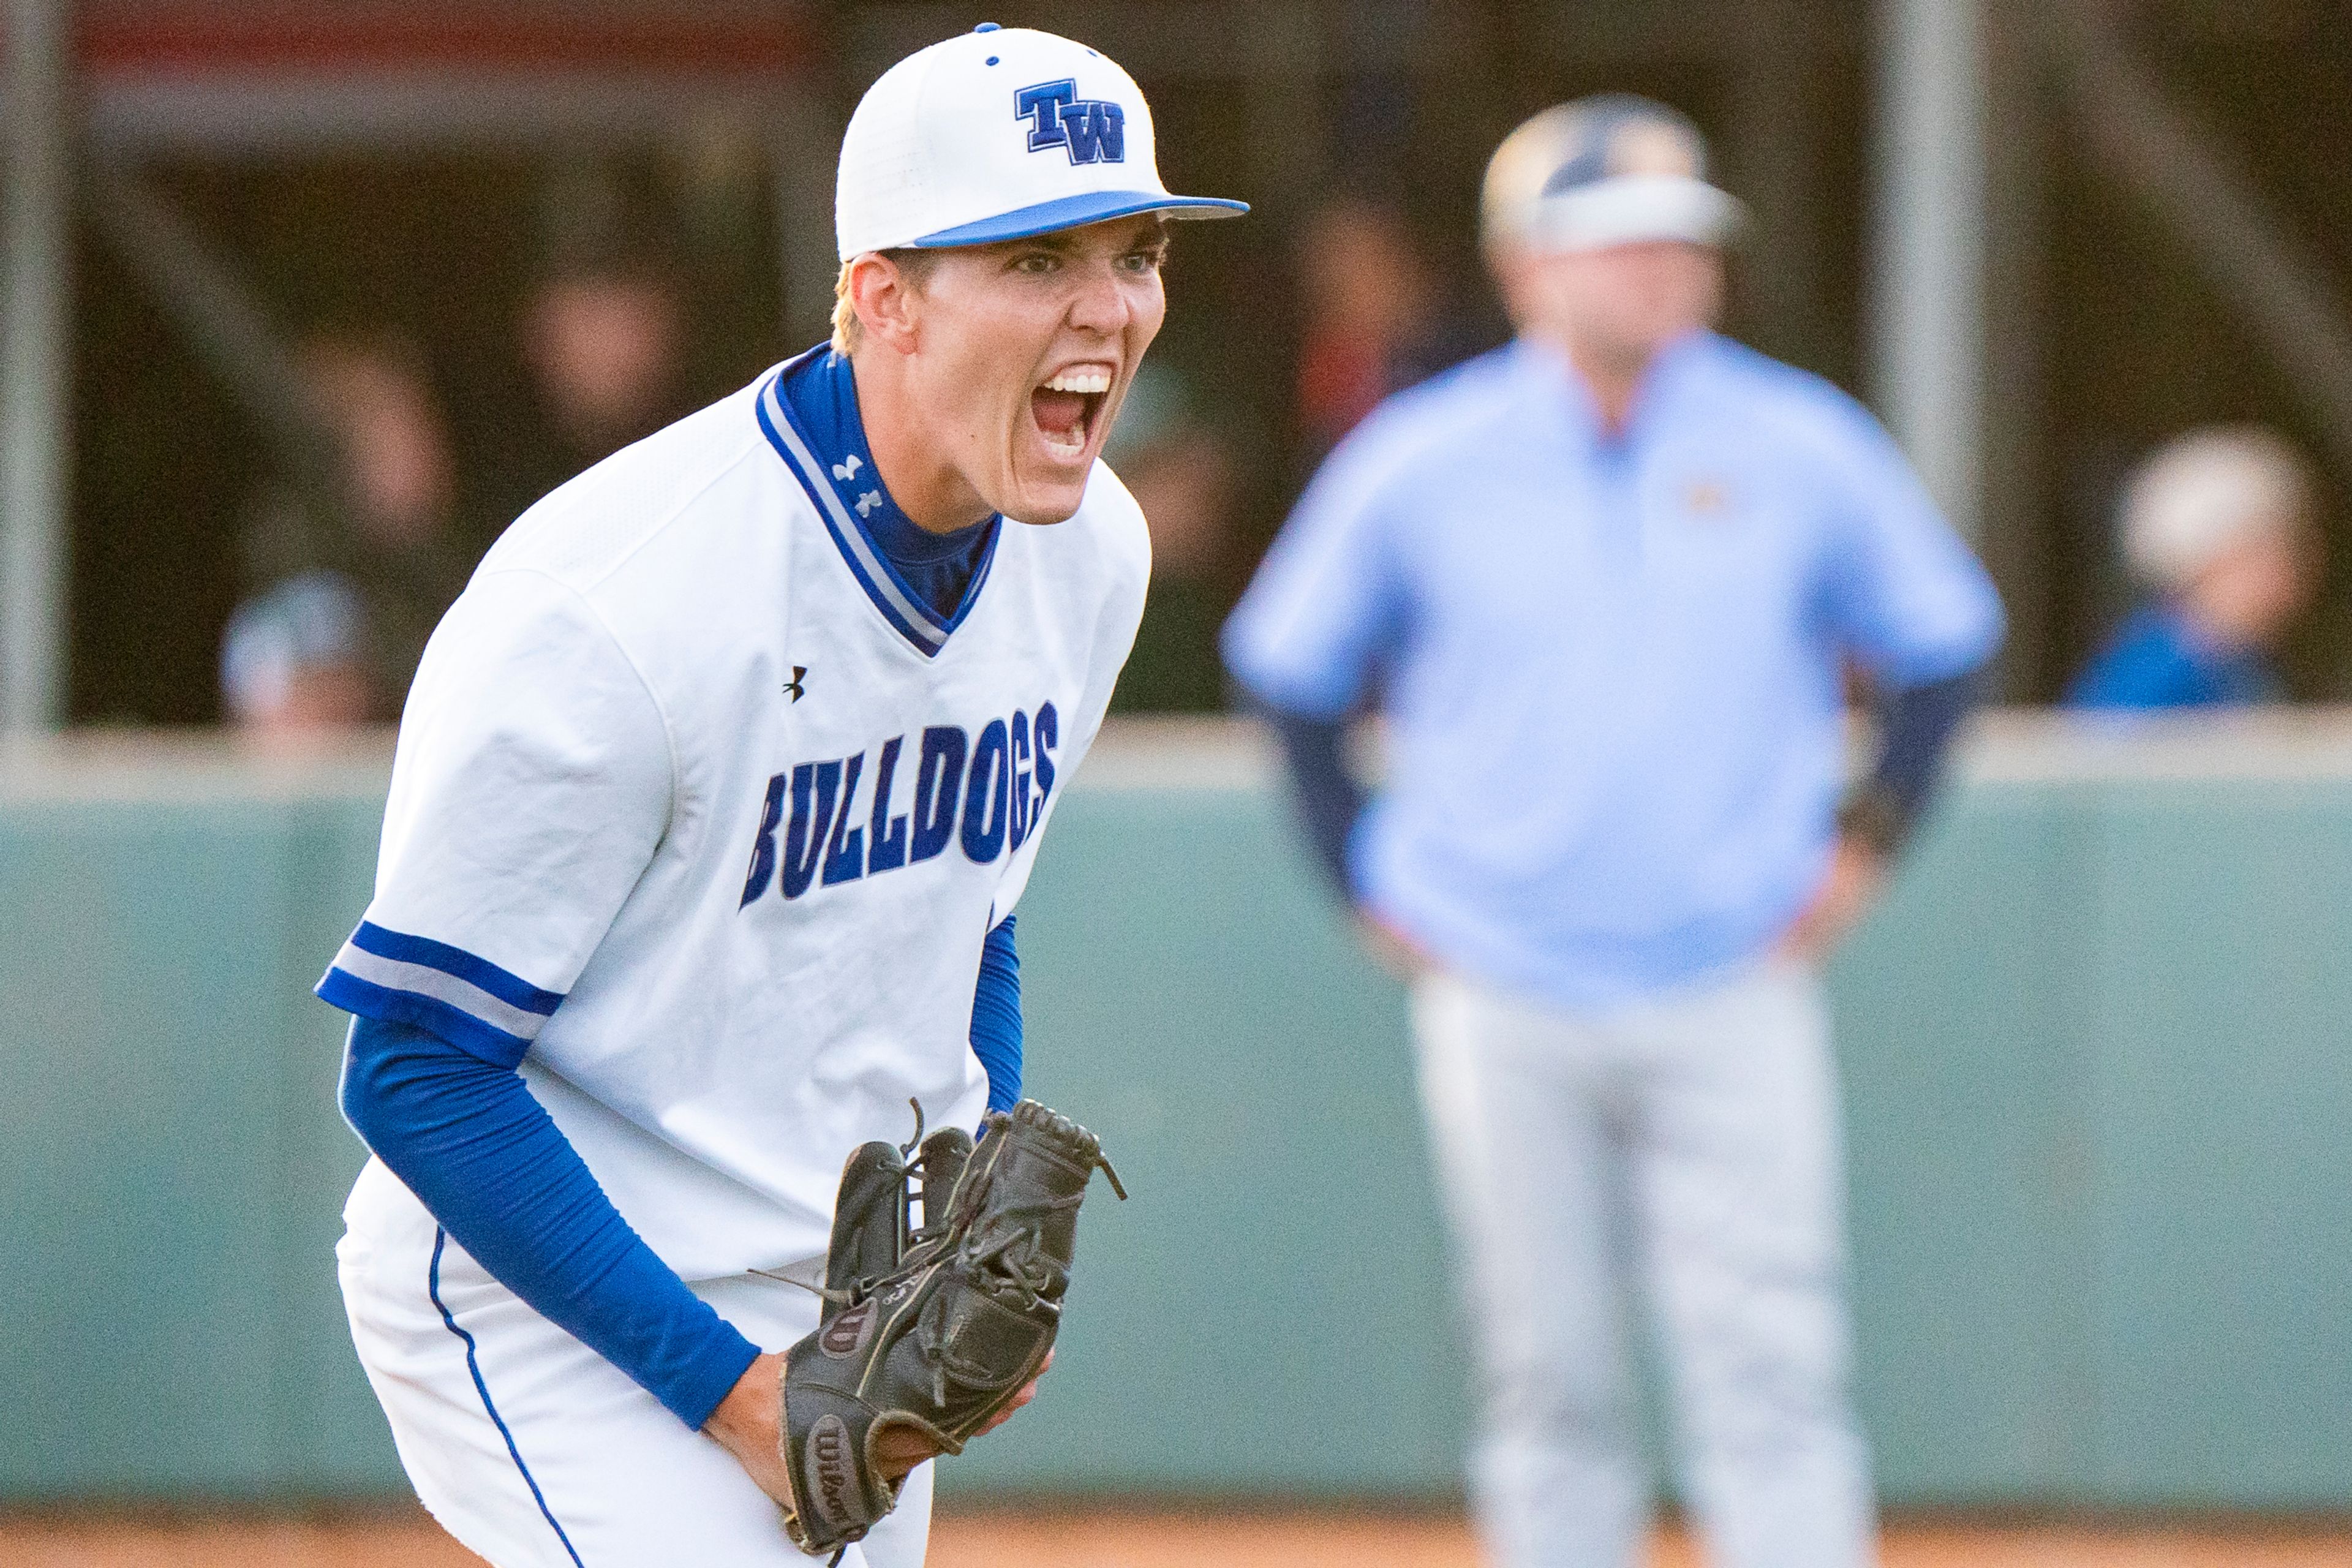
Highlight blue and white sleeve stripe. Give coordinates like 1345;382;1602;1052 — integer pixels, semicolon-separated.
317;921;563;1068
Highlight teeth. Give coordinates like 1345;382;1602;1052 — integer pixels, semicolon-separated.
1042;369;1113;394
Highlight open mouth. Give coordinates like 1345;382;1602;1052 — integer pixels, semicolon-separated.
1031;367;1112;459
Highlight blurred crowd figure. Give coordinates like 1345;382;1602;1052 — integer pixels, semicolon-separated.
486;247;690;532
1104;363;1239;713
486;160;695;532
223;166;694;736
1227;96;2003;1568
220;331;475;734
2068;427;2321;709
1292;195;1478;460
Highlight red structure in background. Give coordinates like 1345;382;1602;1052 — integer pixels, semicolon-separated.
17;2;821;81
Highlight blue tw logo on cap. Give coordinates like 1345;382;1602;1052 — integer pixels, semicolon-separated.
1017;80;1126;165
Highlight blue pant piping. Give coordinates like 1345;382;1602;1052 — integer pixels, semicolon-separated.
429;1226;587;1567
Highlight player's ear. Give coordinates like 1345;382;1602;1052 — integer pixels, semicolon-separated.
848;252;924;356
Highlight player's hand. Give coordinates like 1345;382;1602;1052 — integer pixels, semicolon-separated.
870;1349;1052;1473
1775;835;1887;963
706;1352;794;1506
1357;911;1434;981
977;1348;1052;1439
705;1349;1053;1506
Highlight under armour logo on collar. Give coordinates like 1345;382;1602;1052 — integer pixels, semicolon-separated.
854;491;883;518
832;455;863;482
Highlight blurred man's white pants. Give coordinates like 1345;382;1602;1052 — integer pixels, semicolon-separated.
1412;959;1875;1568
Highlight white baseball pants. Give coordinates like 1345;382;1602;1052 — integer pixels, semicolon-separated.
337;1158;932;1567
1412;959;1875;1568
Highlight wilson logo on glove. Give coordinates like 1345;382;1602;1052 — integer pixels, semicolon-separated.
802;1414;858;1535
819;1299;878;1359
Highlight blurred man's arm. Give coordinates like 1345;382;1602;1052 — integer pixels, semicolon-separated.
1261;703;1433;977
1844;666;1987;857
1781;665;1988;960
1224;413;1428;971
1781;380;2005;961
1264;705;1363;895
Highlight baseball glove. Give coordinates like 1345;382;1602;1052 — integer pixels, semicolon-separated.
779;1099;1125;1558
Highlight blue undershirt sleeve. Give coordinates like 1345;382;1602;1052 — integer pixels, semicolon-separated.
338;1014;760;1431
1264;704;1365;899
968;915;1022;1115
1857;667;1986;851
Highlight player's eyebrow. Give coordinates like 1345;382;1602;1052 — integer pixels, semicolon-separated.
1018;217;1169;258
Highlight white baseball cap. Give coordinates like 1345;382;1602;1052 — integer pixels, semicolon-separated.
1482;95;1742;254
835;23;1248;260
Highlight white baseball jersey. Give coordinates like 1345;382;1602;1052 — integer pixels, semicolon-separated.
320;361;1148;1282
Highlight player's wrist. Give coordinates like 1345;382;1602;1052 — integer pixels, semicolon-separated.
704;1352;796;1513
681;1329;768;1434
703;1351;782;1437
1834;785;1908;861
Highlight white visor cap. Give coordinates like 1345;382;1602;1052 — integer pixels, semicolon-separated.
1530;173;1743;252
835;23;1248;260
1483;96;1743;254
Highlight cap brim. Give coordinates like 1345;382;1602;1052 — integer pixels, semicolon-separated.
907;190;1248;249
1526;175;1742;254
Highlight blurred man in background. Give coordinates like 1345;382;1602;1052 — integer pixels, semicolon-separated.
1224;97;2004;1568
221;330;477;734
2068;426;2321;709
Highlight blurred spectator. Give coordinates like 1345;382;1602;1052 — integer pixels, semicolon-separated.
1106;364;1240;713
221;331;477;733
1292;195;1477;459
1227;97;2003;1568
486;164;693;524
2069;427;2321;709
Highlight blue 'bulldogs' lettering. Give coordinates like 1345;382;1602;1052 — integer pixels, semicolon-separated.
740;702;1063;905
865;735;909;874
780;760;842;900
910;726;967;865
1033;701;1058;804
1015;79;1125;166
820;751;867;886
962;719;1011;864
1007;710;1033;851
739;772;787;908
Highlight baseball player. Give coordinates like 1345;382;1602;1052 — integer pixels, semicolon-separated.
1224;99;2002;1568
317;26;1241;1566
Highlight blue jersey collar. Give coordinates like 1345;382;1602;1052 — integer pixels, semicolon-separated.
754;344;1003;657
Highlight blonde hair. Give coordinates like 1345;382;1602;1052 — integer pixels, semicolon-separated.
830;262;860;355
829;249;940;356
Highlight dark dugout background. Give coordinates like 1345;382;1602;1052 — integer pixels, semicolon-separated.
67;0;2352;722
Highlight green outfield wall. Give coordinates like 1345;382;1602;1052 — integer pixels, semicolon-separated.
4;718;2350;1510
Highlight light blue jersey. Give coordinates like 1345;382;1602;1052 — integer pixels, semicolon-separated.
1223;331;2003;1006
